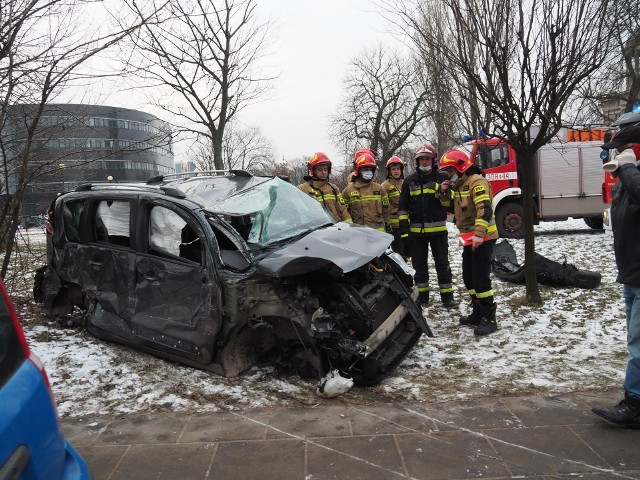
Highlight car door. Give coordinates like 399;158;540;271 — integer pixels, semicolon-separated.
132;200;219;365
54;196;137;326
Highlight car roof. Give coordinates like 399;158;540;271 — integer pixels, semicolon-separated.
70;171;277;207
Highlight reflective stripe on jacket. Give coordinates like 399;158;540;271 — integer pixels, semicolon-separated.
448;173;499;239
342;180;389;230
381;177;403;229
397;169;450;237
298;180;352;223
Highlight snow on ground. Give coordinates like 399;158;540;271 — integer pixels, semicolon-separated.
7;219;627;417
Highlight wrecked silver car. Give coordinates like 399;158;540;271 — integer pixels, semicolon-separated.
35;171;431;393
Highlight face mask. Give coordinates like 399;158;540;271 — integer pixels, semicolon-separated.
418;166;432;174
361;170;374;181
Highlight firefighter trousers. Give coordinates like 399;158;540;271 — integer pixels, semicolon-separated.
390;228;404;257
410;234;452;295
461;239;496;305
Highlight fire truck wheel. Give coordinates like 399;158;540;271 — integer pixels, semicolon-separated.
583;216;603;230
496;202;525;239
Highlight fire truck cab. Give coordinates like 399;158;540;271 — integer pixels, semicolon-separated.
451;132;608;238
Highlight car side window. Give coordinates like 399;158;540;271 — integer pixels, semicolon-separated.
149;205;202;264
95;200;131;247
478;144;509;169
62;200;84;242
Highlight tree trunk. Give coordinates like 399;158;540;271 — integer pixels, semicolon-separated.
519;149;542;304
212;133;224;171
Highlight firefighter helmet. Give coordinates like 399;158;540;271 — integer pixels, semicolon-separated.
414;143;437;161
439;149;474;174
354;152;377;176
308;152;332;177
354;148;375;161
385;156;405;177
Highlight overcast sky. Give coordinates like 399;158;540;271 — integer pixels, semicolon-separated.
239;1;405;166
86;1;406;167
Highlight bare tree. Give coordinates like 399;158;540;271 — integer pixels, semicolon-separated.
329;44;432;170
0;0;147;279
411;0;497;150
577;1;640;122
190;122;275;173
389;0;611;304
126;0;276;170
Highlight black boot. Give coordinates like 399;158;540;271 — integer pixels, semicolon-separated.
441;292;457;308
416;291;429;307
592;394;640;427
460;299;481;326
474;303;498;336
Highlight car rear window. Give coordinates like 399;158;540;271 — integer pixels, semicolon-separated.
0;293;26;388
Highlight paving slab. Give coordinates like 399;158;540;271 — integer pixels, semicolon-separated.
108;443;214;480
265;404;351;439
395;430;512;479
487;425;611;476
178;411;269;443
92;412;187;445
307;434;406;480
209;439;305;480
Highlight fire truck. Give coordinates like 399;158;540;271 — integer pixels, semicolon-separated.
449;130;609;238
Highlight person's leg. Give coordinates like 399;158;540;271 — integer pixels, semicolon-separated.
623;284;640;400
430;234;455;307
592;284;640;426
471;239;497;336
411;236;430;305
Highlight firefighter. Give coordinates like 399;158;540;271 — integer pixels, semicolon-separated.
347;148;376;184
298;152;352;223
398;143;455;308
439;149;499;336
341;152;389;230
381;156;405;255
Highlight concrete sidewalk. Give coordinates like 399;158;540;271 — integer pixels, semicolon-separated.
62;390;639;480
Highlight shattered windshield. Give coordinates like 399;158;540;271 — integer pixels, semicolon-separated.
204;177;334;247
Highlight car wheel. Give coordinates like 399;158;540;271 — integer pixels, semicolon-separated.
496;202;525;239
583;216;603;230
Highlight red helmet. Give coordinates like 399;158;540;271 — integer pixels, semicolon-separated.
414;143;437;161
354;152;377;176
439;149;474;174
308;152;332;177
354;148;375;161
385;156;405;177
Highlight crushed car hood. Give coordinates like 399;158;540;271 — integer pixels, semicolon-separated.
257;223;392;277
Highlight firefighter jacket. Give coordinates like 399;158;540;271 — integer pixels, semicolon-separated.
397;169;450;237
447;173;499;240
298;178;352;223
342;179;389;230
381;177;403;230
611;163;640;285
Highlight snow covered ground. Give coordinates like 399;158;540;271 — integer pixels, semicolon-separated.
7;218;627;418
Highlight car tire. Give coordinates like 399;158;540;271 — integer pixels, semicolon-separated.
583;216;604;230
496;202;525;239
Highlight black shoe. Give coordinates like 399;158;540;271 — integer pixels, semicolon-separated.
416;291;429;307
441;293;457;308
592;394;640;427
473;303;498;336
460;300;481;326
474;319;497;336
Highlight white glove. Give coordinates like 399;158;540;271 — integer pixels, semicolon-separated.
602;149;640;177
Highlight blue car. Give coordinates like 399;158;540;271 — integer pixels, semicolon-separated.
0;279;92;479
